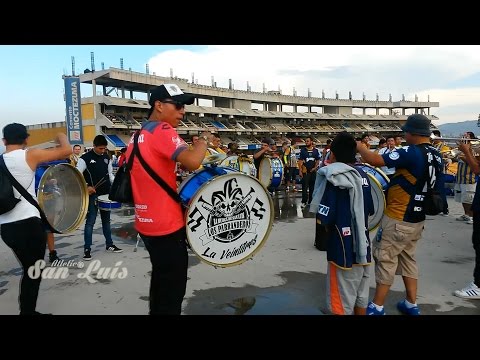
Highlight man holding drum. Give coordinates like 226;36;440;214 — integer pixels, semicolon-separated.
126;84;213;315
298;136;321;208
356;114;442;315
0;123;72;315
77;135;122;260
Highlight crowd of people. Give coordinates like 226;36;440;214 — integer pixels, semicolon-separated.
2;86;480;315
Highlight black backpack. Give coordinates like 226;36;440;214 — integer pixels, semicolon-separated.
0;155;21;215
416;144;443;216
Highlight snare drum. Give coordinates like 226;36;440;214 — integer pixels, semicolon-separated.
258;157;284;188
354;164;389;237
220;155;257;177
97;194;122;211
179;165;274;268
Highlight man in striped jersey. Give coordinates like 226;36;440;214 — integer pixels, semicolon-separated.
454;132;477;225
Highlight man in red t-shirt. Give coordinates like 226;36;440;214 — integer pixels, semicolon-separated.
126;84;213;315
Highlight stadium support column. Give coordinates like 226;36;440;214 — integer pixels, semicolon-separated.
92;79;98;134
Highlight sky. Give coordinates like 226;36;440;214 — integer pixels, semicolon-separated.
1;45;480;135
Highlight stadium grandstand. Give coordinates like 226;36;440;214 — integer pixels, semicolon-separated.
25;65;440;153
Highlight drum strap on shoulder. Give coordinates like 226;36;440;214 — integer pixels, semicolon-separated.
133;131;183;205
0;156;59;233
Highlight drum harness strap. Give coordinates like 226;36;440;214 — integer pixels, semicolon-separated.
131;130;183;207
0;156;59;233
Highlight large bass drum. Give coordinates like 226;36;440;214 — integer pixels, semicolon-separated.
36;162;89;233
354;164;389;240
258;157;284;189
179;165;274;268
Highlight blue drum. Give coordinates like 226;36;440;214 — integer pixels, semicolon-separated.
356;163;389;191
258;157;284;189
179;165;237;206
354;163;389;237
97;194;122;211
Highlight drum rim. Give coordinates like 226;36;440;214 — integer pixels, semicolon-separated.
178;166;236;198
359;163;390;185
184;172;274;268
366;173;386;232
37;163;89;234
97;194;122;209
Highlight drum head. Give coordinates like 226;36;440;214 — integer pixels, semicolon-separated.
258;157;272;188
185;172;274;268
37;164;89;233
367;173;386;232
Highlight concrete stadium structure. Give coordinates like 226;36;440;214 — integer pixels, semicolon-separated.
26;67;440;151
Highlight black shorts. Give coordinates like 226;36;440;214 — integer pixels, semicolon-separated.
284;167;297;182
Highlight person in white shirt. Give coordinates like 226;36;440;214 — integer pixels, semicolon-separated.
377;135;397;180
0;123;71;315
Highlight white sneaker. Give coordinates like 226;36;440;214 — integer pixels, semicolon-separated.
467;217;474;224
454;282;480;299
456;215;471;222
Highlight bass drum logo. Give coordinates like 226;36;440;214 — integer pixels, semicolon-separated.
186;173;273;267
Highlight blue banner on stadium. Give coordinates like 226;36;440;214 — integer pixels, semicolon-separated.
64;77;84;144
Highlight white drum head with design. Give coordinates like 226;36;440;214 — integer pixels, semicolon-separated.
366;173;386;232
185;172;274;267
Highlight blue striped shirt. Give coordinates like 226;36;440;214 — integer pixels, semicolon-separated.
456;160;476;184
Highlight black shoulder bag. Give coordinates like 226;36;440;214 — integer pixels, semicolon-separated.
109;130;182;205
0;155;59;233
109;131;139;203
0;155;21;214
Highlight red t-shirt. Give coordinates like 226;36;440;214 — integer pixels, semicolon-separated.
126;121;188;236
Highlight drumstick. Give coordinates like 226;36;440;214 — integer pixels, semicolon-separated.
93;177;107;189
